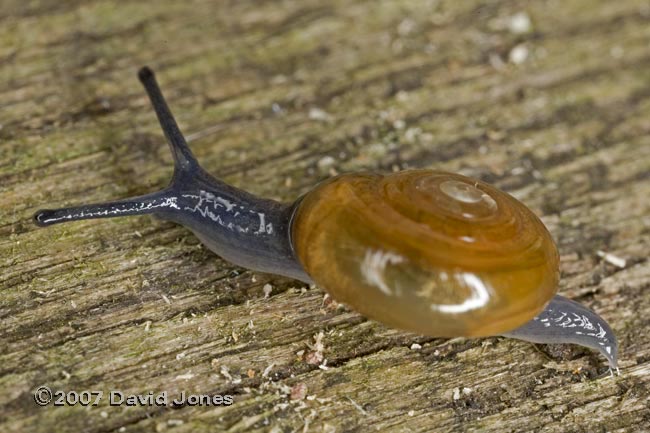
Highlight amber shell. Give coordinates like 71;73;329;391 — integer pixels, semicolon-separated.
291;170;559;337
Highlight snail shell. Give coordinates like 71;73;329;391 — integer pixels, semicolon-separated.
291;169;559;337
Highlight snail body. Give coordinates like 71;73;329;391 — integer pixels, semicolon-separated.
34;67;618;372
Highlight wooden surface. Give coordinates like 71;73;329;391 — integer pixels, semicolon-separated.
2;1;650;431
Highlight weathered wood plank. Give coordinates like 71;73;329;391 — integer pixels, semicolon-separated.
1;0;649;431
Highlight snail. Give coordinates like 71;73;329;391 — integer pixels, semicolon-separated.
34;67;618;374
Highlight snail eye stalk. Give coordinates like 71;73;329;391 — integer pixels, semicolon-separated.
137;67;199;174
33;67;198;228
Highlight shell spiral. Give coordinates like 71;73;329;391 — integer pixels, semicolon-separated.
291;170;559;337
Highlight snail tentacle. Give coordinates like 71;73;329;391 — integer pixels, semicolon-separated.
33;188;178;227
33;68;199;228
138;66;199;175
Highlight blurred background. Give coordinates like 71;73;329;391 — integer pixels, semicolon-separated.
1;1;649;432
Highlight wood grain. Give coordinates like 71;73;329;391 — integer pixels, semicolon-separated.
1;0;649;431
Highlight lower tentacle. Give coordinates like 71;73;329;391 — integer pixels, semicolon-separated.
33;189;178;227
